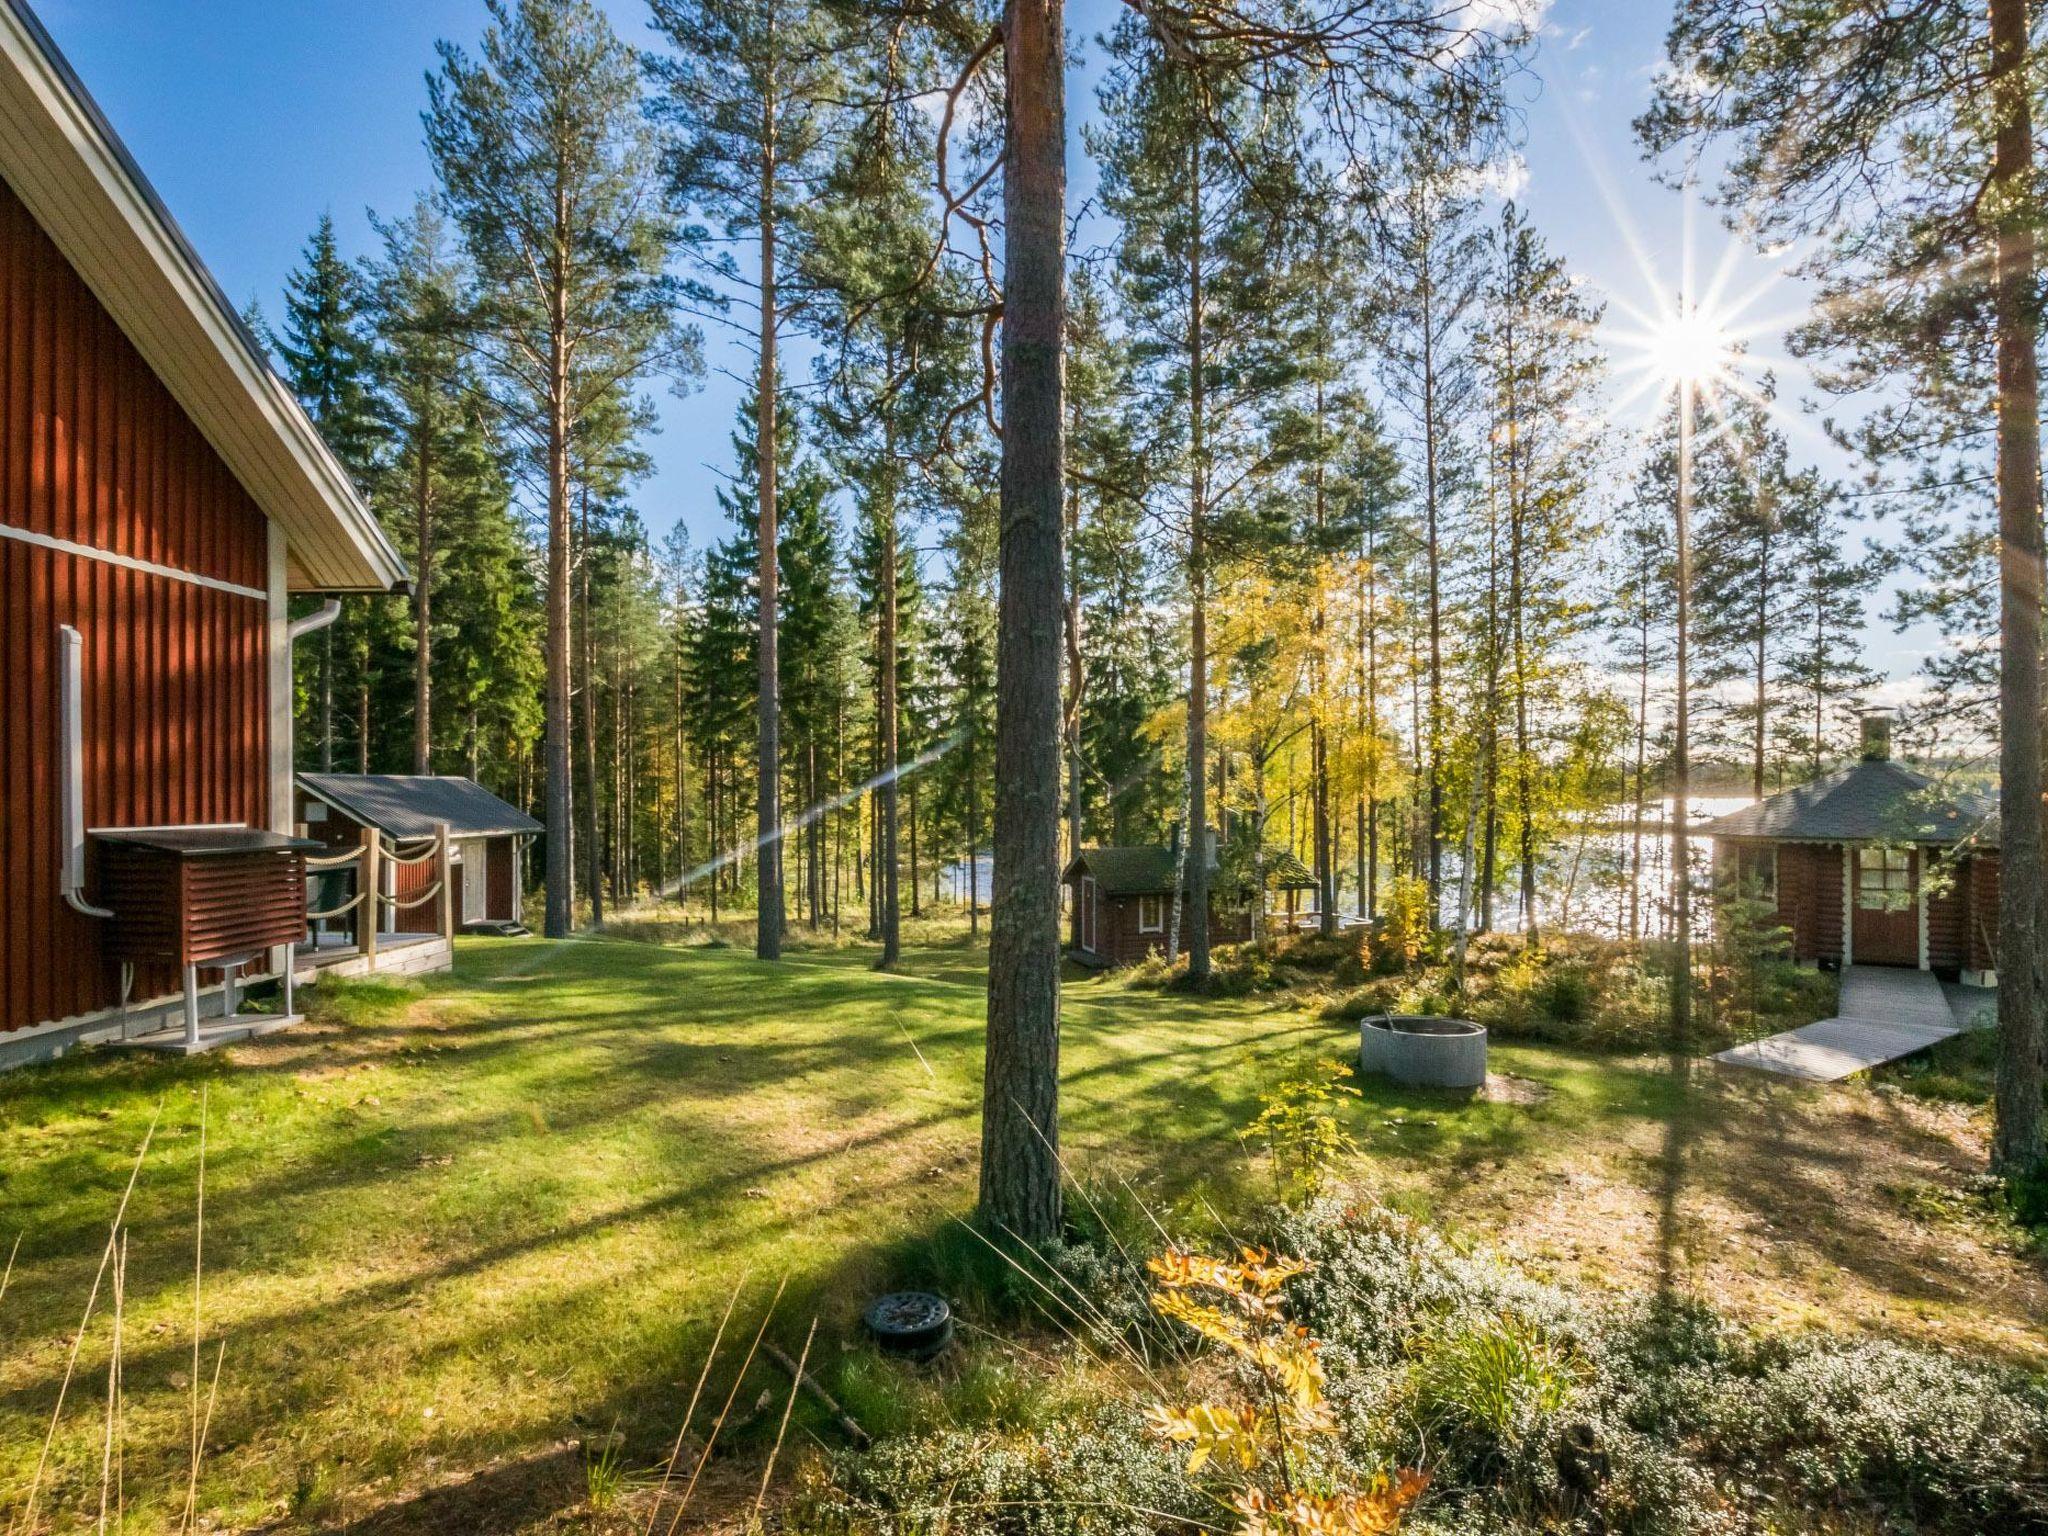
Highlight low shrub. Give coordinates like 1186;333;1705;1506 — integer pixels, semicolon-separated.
799;1194;2048;1536
1662;1334;2048;1529
1245;1064;1360;1206
787;1407;1207;1535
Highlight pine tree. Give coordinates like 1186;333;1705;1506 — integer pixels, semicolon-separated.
1640;0;2044;1173
1095;22;1301;979
1610;460;1675;942
426;0;696;940
1064;269;1158;850
1478;205;1605;944
1380;142;1487;917
802;76;965;964
648;0;847;961
365;198;474;774
1778;477;1883;776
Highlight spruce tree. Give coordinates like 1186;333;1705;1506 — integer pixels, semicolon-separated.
274;215;391;774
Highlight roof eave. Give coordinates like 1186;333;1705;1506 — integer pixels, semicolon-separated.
0;0;407;594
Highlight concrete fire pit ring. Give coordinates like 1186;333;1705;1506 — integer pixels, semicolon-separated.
1359;1014;1487;1090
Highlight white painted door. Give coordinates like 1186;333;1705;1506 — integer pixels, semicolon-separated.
460;839;489;924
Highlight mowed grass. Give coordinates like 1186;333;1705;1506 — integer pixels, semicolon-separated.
0;921;2037;1532
0;926;1340;1529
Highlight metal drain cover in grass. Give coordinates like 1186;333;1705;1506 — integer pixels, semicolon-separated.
865;1291;953;1359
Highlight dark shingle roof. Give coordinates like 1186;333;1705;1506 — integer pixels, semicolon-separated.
300;774;542;840
1062;844;1321;894
1063;846;1179;895
1700;760;1988;845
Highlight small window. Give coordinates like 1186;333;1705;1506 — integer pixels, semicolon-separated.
1733;845;1776;898
1856;847;1912;910
1138;895;1164;933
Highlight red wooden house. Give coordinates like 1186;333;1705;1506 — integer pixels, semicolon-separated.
0;0;406;1065
1702;716;2002;983
298;774;539;935
1063;833;1316;968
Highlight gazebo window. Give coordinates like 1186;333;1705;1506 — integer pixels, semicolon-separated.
1856;847;1912;910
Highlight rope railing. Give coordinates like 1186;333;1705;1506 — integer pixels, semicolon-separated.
381;840;440;868
381;881;444;911
304;848;365;871
305;891;367;921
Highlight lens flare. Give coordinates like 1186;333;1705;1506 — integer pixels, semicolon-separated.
1644;305;1733;388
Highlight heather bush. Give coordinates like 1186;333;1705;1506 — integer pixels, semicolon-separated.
787;1407;1206;1535
794;1202;2048;1535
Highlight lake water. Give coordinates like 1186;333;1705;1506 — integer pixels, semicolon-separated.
954;794;1759;940
1437;795;1757;939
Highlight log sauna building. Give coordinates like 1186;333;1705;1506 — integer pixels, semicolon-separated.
0;0;407;1067
1701;714;2002;984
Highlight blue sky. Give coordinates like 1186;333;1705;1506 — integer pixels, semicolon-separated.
33;0;1920;683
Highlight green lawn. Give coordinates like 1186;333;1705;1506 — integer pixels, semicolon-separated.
0;923;2035;1532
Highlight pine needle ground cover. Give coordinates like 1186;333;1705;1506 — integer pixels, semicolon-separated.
0;927;2036;1531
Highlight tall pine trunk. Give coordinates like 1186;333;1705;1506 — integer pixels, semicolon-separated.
979;0;1066;1245
879;414;902;965
1420;262;1445;917
1312;368;1335;938
1185;136;1212;980
1065;420;1086;868
413;435;434;773
1670;375;1696;1040
1990;0;2045;1174
1503;308;1538;944
755;64;785;962
1751;514;1770;798
577;488;604;926
543;274;573;939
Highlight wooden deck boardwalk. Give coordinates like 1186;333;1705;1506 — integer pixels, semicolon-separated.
1713;966;1971;1082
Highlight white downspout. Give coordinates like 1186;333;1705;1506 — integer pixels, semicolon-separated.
58;624;114;919
288;599;341;643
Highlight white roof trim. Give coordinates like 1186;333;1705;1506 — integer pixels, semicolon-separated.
0;0;406;593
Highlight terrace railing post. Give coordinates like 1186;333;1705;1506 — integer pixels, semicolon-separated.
362;823;382;964
437;821;455;941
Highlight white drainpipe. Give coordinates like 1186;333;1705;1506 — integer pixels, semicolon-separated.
288;598;342;643
63;602;338;922
58;625;114;919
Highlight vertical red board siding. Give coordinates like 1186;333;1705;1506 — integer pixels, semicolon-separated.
392;844;438;928
487;839;515;923
0;178;273;1033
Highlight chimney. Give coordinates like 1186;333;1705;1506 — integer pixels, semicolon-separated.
1860;710;1893;763
1168;821;1183;860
